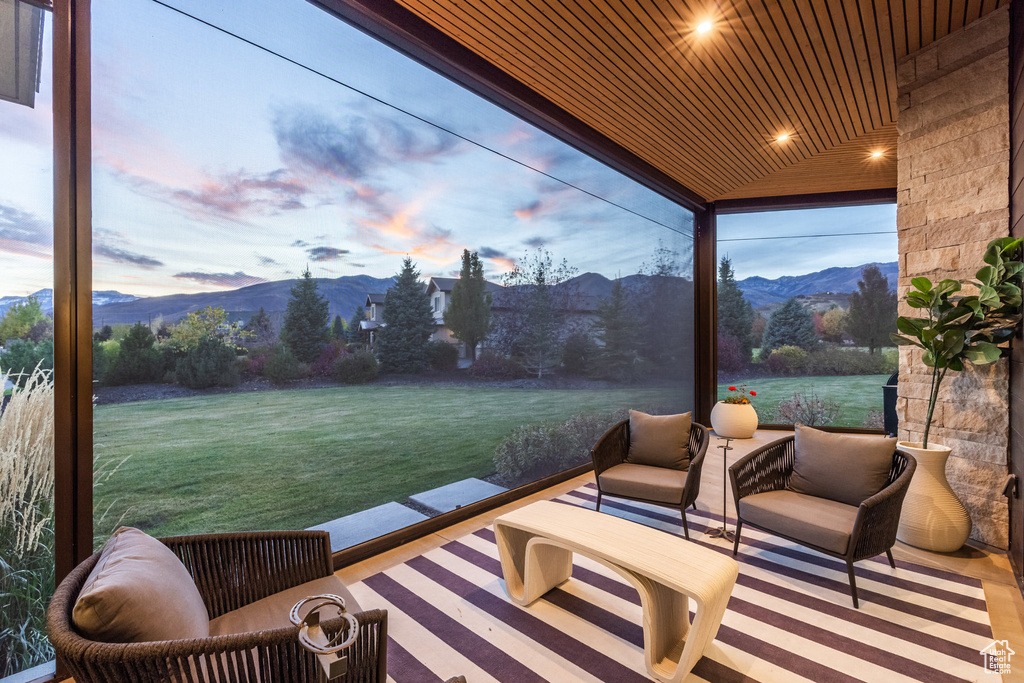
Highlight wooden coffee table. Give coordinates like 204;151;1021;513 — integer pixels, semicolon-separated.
493;500;738;683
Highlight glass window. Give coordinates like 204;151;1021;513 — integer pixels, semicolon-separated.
89;0;693;553
716;205;898;429
0;1;55;679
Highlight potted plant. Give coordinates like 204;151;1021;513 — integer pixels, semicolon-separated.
890;236;1023;551
711;384;758;438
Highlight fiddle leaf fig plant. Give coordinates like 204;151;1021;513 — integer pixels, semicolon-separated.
890;237;1023;448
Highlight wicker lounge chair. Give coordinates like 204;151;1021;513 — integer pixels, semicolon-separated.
729;432;916;608
48;530;386;682
590;417;710;539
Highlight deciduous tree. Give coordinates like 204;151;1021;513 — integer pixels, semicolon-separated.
0;297;46;342
444;249;492;360
377;258;435;373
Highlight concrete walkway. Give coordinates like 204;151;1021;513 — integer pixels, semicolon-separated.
409;477;507;514
309;502;428;553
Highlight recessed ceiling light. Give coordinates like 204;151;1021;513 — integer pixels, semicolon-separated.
696;20;713;34
776;133;790;142
870;150;884;158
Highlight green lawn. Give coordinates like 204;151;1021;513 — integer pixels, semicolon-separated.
717;374;890;428
93;385;684;543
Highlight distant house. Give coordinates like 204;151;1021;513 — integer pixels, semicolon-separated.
359;292;387;345
425;277;505;357
360;277;599;357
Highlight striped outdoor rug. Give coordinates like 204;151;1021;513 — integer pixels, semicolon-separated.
347;483;996;682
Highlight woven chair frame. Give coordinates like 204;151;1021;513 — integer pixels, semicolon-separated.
591;419;710;540
48;530;387;683
728;435;916;608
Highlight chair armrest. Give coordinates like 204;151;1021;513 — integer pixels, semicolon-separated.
161;530;334;618
591;419;629;476
850;450;917;561
728;436;794;511
53;609;387;683
681;422;710;507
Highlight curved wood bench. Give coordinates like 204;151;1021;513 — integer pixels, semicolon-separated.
494;500;738;682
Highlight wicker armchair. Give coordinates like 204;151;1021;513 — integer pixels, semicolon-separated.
48;530;387;683
590;419;710;539
729;436;916;608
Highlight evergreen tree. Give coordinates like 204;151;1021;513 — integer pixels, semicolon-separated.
244;307;276;346
717;257;754;362
593;280;640;381
346;305;366;345
636;242;691;376
444;249;492;360
761;298;818;354
331;315;345;339
110;322;162;385
281;268;329;363
377;258;435;373
846;264;897;354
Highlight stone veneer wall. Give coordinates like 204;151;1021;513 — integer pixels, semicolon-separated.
896;6;1011;548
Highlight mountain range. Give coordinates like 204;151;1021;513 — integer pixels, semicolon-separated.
736;262;898;308
0;261;898;327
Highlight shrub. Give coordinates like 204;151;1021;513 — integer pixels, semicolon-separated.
468;351;527;379
494;411;623;485
108;323;162;385
426;340;459;371
0;365;55;675
263;345;302;385
334;349;379;384
175;336;240;389
766;345;807;375
0;340;54;387
772;387;841;426
862;409;885;429
311;340;349;379
717;333;747;373
244;350;271;378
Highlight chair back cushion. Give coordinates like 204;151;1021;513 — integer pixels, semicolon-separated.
625;410;691;469
788;425;897;507
72;527;210;642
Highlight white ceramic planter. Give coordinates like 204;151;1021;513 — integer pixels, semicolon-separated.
896;441;972;552
710;401;758;438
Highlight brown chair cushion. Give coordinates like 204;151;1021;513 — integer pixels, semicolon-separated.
625;410;691;469
739;490;858;554
72;527;210;642
598;463;688;505
788;425;896;507
209;574;360;636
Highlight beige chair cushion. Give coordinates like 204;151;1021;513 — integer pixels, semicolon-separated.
73;527;210;642
788;424;896;507
598;463;688;505
209;574;360;637
625;410;691;469
739;490;858;554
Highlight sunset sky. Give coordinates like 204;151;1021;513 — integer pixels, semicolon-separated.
0;0;895;299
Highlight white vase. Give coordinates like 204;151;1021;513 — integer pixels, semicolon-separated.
896;441;972;552
710;401;758;438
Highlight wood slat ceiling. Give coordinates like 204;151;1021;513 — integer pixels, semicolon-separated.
392;0;1008;203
